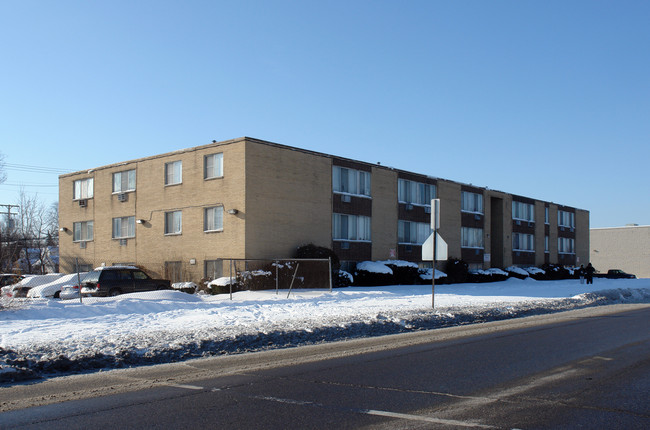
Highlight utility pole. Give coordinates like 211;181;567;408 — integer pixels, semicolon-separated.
0;204;19;231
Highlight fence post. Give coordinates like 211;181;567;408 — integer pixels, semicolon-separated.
75;257;83;304
328;257;332;292
275;260;279;295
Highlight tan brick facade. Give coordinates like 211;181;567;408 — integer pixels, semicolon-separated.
59;137;590;283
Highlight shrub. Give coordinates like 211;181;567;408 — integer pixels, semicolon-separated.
378;260;419;285
353;261;394;286
445;258;469;283
505;266;529;280
335;270;353;288
541;263;571;280
295;243;340;289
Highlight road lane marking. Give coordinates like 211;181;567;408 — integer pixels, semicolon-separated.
253;395;498;428
168;384;205;390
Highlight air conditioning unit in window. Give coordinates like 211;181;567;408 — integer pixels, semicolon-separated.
475;214;481;221
424;206;431;214
528;222;534;227
79;241;87;249
117;193;127;202
570;227;574;233
406;204;413;211
341;195;351;203
78;199;87;207
560;226;565;232
340;241;350;250
119;239;128;246
405;245;413;253
515;220;521;225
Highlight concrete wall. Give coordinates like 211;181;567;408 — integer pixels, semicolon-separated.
590;226;649;278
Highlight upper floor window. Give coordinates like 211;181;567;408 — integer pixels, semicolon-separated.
164;210;182;235
204;206;224;232
513;232;535;251
165;161;182;186
461;227;484;248
512;201;534;222
112;216;135;239
558;210;575;228
73;178;94;200
461;191;483;214
399;220;431;245
332;213;371;241
113;169;136;193
204;153;224;180
73;221;93;242
544;207;549;224
332;166;371;197
398;179;436;206
558;237;575;254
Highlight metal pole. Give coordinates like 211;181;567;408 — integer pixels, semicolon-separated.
328;257;332;292
76;258;83;304
275;260;279;295
432;230;437;309
229;259;233;300
287;263;300;299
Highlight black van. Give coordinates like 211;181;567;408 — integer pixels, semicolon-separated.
80;266;171;297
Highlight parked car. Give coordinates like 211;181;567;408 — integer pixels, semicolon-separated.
80;266;172;297
60;284;82;300
2;273;65;298
595;269;637;279
27;273;88;299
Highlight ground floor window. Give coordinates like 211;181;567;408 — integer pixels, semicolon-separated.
461;227;484;248
398;220;431;244
558;237;575;254
205;259;223;280
333;213;371;241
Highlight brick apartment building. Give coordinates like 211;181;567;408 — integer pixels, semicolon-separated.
58;137;589;282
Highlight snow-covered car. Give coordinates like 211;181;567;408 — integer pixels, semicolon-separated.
2;274;66;298
60;284;82;300
0;273;24;287
27;273;88;299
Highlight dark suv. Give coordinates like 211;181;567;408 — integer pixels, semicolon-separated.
80;266;171;297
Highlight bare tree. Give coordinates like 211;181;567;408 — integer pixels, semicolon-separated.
15;189;57;274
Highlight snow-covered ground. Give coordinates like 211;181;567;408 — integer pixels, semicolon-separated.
1;277;649;382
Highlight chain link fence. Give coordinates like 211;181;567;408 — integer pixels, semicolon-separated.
2;256;333;308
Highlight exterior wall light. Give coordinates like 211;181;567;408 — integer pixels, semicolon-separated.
227;209;239;215
136;219;146;224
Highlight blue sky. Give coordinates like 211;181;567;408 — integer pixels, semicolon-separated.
1;0;648;228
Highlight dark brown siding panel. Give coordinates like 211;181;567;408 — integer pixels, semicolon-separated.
558;253;576;266
332;158;372;172
512;221;536;234
461;248;484;264
512;251;536;265
333;241;371;261
461;212;484;228
398;244;422;262
333;194;372;216
398;203;430;222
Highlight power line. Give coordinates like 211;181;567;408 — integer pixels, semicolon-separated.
4;163;74;174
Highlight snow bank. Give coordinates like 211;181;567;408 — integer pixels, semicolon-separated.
1;277;649;382
356;261;393;274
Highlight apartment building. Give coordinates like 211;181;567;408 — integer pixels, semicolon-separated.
58;137;589;282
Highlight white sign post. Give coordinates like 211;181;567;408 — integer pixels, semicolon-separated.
431;199;440;308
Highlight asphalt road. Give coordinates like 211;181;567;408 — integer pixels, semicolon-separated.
2;304;649;429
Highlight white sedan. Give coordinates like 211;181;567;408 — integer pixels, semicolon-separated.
26;273;88;299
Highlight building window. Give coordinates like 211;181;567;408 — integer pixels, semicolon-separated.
73;221;93;242
399;221;431;245
332;166;371;197
545;207;549;224
205;259;223;280
204;153;224;180
558;237;575;254
545;235;549;253
461;191;483;214
73;178;94;200
558;210;575;228
113;170;136;193
513;233;535;252
512;201;534;222
204;206;224;232
164;210;182;235
164;160;182;185
112;216;135;239
333;213;371;241
398;179;436;206
461;227;484;248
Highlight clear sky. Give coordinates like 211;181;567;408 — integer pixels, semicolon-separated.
1;0;648;228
